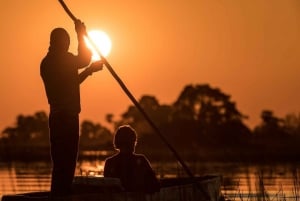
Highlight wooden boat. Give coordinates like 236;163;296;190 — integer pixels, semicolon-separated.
1;174;222;201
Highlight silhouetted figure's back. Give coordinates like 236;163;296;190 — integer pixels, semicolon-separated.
104;125;160;194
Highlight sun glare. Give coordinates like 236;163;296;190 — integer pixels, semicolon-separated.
85;30;112;61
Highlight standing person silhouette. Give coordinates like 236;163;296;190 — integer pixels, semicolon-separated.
104;125;160;194
40;19;103;197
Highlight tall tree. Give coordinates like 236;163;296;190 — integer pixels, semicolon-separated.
172;84;250;146
1;111;49;143
284;113;300;137
114;95;173;152
80;120;113;149
117;95;173;135
254;110;287;140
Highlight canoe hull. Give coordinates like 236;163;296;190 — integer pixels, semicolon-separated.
1;175;222;201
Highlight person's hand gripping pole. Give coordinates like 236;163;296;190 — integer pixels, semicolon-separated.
58;0;105;61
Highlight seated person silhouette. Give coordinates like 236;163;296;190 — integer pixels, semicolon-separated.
104;125;160;194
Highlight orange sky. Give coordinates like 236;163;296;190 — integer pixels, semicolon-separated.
1;0;299;132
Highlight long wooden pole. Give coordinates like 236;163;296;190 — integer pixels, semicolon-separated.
57;0;198;181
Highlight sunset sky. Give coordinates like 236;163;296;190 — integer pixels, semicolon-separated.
1;0;299;133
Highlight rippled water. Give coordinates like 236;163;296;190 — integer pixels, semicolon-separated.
0;162;51;194
1;160;300;200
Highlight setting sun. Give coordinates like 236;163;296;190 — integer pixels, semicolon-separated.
85;30;112;61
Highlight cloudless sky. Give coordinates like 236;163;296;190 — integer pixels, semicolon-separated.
1;0;299;133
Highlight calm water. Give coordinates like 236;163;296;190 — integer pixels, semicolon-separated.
1;159;300;200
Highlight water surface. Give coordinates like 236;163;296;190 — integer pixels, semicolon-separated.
0;160;299;200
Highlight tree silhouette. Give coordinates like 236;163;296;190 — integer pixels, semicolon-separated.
80;120;113;150
1;111;49;143
284;113;300;137
114;85;251;151
117;95;172;135
172;84;250;146
254;110;287;141
0;111;50;159
2;83;300;160
173;84;246;124
113;95;172;153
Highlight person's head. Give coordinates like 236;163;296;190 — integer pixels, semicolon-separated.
113;125;137;153
49;27;70;52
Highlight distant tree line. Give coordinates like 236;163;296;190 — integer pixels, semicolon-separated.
1;83;300;161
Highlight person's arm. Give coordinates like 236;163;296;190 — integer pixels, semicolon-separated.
79;60;103;84
74;19;92;68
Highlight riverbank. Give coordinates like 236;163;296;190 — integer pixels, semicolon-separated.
1;144;300;164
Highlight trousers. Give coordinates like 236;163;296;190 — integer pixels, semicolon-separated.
49;111;79;196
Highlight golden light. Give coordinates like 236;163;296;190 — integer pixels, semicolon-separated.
85;30;112;61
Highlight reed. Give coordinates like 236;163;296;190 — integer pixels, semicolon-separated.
223;173;300;201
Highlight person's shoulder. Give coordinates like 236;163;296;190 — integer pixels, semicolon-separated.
105;153;119;162
40;53;51;64
65;52;76;59
134;153;146;159
40;57;47;68
134;154;150;164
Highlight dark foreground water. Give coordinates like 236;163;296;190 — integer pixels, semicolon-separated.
0;159;300;200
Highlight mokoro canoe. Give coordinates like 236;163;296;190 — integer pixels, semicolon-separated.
1;174;222;201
